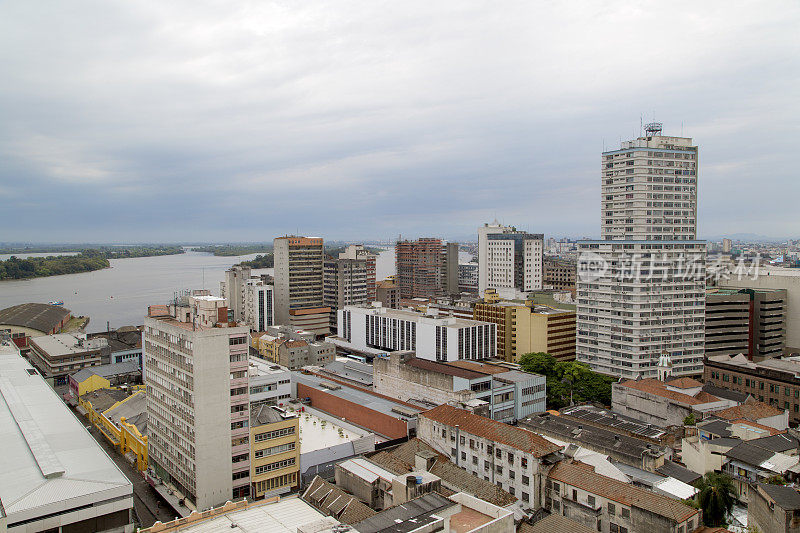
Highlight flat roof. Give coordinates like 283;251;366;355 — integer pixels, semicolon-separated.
337;457;396;484
0;341;132;524
248;357;291;377
0;303;71;333
30;333;107;356
344;305;492;329
291;404;369;454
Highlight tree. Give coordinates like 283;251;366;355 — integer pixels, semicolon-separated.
684;413;696;426
696;472;736;527
518;352;556;377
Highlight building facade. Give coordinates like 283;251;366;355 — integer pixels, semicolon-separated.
337;304;496;362
273;236;326;327
144;292;252;509
249;405;300;499
243;279;274;332
324;245;376;332
577;126;705;378
395;238;459;299
375;279;399;309
27;332;108;385
543;258;576;291
222;265;251;323
458;262;479;293
477;222;543;298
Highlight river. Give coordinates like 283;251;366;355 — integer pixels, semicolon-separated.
0;248;398;331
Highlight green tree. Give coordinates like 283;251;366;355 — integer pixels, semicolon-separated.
684;413;696;426
696;472;736;527
765;474;787;485
518;352;556;377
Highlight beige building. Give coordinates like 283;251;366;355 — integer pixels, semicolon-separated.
273;236;327;332
375;279;399;309
256;325;334;369
477;222;543;298
324;245;376;332
249;405;300;499
28;332;108;386
473;292;575;362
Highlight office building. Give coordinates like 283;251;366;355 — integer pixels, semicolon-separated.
543;258;577;291
458;262;479;293
0;338;135;532
373;351;546;421
247;356;292;407
375;279;399;309
221;265;251;323
417;404;561;507
335;304;496;362
27;332;108;385
249;405;300;499
243;279;274;332
324;245;376;332
144;291;252;510
395;238;459;299
577;125;706;378
478;222;544;298
273;236;326;330
706;287;787;360
473;294;576;362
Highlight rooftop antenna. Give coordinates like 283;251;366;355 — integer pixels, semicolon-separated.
681;121;684;136
644;121;663;137
640;114;643;137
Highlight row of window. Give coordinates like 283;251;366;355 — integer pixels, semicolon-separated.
254;457;296;475
254;426;296;442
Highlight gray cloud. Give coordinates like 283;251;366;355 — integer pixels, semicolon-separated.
1;0;798;242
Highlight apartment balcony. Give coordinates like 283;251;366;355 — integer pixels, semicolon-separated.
232;442;250;456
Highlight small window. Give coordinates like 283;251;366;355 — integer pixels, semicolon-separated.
608;503;616;516
588;495;596;507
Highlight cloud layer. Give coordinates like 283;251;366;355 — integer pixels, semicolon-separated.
1;1;798;242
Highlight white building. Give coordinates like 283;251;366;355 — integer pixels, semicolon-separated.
247;357;292;407
478;222;543;298
337;304;496;362
576;125;706;378
222;265;251;323
144;291;252;510
243;279;274;332
0;337;135;533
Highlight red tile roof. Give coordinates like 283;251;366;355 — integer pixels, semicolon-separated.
667;377;703;389
548;461;699;523
712;401;784;422
618;378;719;406
405;357;485;379
421;404;561;458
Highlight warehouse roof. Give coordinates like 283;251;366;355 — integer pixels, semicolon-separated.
0;340;131;524
0;302;70;333
70;360;140;383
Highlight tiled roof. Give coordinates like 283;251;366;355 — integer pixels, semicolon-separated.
522;514;596;533
284;340;308;348
617;378;719;406
405;357;485;379
711;402;784;422
301;476;376;524
758;483;800;510
656;460;702;485
421;404;561;458
667;377;703;389
548;461;699;523
367;451;413;475
446;360;507;375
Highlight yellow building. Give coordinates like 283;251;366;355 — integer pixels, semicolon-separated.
249;405;300;499
257;334;284;363
474;293;576;362
78;388;149;471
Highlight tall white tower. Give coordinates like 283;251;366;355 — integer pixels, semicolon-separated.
576;124;706;379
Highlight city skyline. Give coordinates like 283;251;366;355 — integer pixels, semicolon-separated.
1;1;799;242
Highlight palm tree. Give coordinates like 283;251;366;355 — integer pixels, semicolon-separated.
696;472;736;527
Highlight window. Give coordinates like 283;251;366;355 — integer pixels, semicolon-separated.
508;452;514;465
522;491;529;502
461;452;466;461
472;456;478;465
552;482;560;495
522;475;529;486
496;465;503;474
510;470;515;479
610;524;619;533
621;508;630;519
487;445;493;454
521;457;528;468
608;503;616;516
588;495;595;507
496;448;502;459
254;426;295;442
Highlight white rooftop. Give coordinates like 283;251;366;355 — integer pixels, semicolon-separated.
338;457;396;484
30;333;108;356
248;357;290;377
0;340;132;524
297;409;367;454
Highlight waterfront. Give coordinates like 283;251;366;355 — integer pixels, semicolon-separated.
0;248;397;331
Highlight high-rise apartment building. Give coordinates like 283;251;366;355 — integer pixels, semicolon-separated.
324;245;376;332
477;222;543;298
395;238;458;299
458;262;479;293
144;291;252;509
273;236;326;329
576;124;706;378
243;279;274;332
222;265;251;323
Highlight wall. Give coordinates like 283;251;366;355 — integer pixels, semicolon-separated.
297;383;409;439
749;485;800;533
373;353;472;406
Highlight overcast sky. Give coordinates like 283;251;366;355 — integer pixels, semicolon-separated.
1;1;798;243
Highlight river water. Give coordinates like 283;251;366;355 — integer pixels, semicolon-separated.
0;248;398;331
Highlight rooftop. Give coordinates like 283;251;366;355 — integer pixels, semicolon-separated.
0;341;132;524
548;461;699;523
251;404;296;426
294;405;368;454
521;514;596;533
616;378;721;406
0;302;71;333
70;360;141;383
344;304;492;329
80;387;130;412
103;390;147;434
302;476;376;525
352;492;455;533
30;332;108;356
422;404;561;458
711;402;784;422
655;460;702;485
758;483;800;510
337;457;396;484
559;404;666;440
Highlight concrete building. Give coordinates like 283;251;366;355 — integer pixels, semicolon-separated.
723;238;732;253
336;304;496;362
221;265;251;323
543;258;577;292
375;279;399;309
418;404;562;507
477;222;544;298
705;353;800;423
333;457;399;510
544;460;701;533
395;238;459;299
473;294;575;362
273;236;326;330
249;405;301;500
256;325;335;369
0;302;72;350
723;435;800;500
611;377;740;428
324;245;376;333
577;127;706;379
144;291;252;509
748;483;800;533
458;262;479;293
243;279;274;332
706;287;787;360
373;351;546;421
0;338;135;532
247;356;292;407
27;332;109;385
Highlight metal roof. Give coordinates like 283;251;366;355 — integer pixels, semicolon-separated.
352;492;455;533
0;341;131;525
70;360;141;383
0;303;70;333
